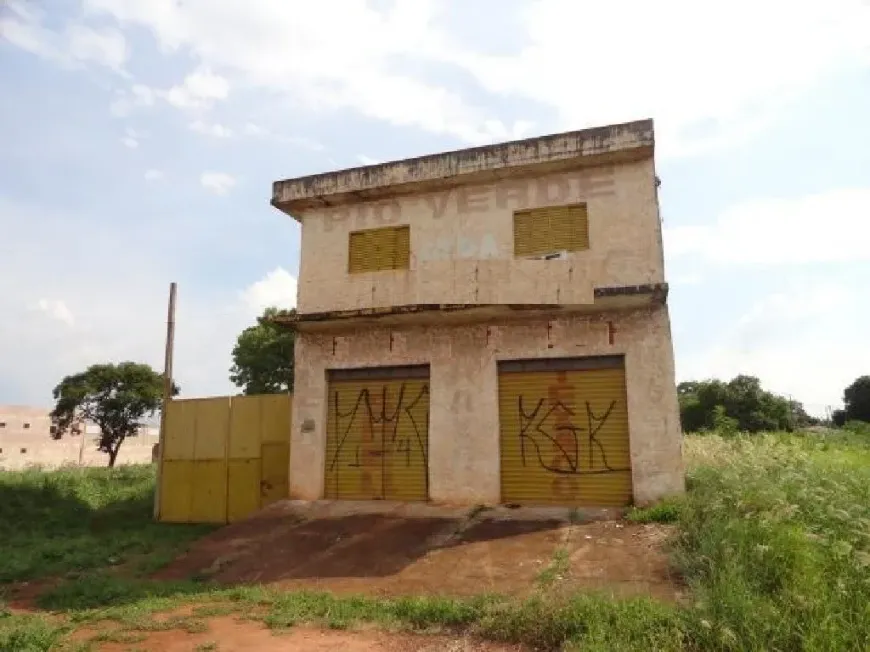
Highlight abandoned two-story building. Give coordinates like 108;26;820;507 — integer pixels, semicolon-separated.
271;119;684;508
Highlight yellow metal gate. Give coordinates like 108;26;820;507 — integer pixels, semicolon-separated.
158;393;292;524
325;365;430;501
498;356;633;507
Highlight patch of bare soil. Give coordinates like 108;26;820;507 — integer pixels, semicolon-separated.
2;578;60;613
88;617;522;652
562;521;680;601
157;508;682;601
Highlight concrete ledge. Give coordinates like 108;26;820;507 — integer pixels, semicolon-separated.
272;119;654;218
594;283;669;302
250;499;623;524
272;284;667;331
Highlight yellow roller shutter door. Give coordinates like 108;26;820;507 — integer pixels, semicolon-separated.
325;366;429;501
498;357;632;507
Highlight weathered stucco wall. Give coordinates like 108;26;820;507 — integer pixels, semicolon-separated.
0;405;158;470
0;434;158;470
290;306;683;506
296;161;664;313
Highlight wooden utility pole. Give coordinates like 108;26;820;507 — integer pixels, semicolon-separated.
153;282;177;520
78;422;86;466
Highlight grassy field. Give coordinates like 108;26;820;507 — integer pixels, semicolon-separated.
2;431;870;651
0;465;212;584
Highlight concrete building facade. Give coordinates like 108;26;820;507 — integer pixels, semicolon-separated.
272;119;684;508
0;405;158;470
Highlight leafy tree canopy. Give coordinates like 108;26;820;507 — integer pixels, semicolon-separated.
843;375;870;423
678;374;817;434
50;362;176;466
229;306;295;395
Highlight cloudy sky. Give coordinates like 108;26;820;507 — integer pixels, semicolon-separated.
1;0;868;416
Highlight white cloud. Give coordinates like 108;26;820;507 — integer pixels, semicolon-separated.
7;0;870;153
242;123;267;137
678;281;869;416
0;3;60;60
32;299;75;328
109;84;155;117
163;67;229;110
0;197;296;404
240;268;298;316
78;0;869;152
65;23;127;71
79;0;524;144
436;1;870;155
109;71;229;118
356;154;380;166
144;169;164;181
0;3;128;72
120;127;141;148
189;120;233;138
666;188;870;266
671;188;870;413
200;171;236;195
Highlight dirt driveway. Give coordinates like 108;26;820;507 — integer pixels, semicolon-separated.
157;501;681;601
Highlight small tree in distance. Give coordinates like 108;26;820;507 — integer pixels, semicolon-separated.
51;362;178;467
230;307;295;395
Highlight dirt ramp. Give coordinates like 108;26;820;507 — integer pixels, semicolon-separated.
155;502;680;601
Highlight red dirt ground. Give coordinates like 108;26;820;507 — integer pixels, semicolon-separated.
88;618;524;652
12;504;681;650
3;578;59;613
156;504;682;601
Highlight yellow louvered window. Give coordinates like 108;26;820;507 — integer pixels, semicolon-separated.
513;203;590;257
348;225;411;273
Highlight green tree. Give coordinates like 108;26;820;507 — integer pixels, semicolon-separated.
843;375;870;423
229;307;296;395
788;400;816;429
50;362;176;467
677;375;814;434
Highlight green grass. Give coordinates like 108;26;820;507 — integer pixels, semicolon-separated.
0;612;69;652
0;465;213;583
672;431;870;651
88;629;147;644
627;498;682;523
4;431;870;650
30;580;679;651
194;643;218;652
536;548;571;588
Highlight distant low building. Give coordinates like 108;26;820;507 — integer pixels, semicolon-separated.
0;405;159;470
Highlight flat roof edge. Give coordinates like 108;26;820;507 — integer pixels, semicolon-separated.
272;119;654;217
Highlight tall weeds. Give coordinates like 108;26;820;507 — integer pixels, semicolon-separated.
676;433;870;650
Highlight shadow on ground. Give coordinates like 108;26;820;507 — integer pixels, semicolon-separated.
149;501;681;602
155;513;563;584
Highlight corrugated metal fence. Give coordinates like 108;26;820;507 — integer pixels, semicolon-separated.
156;393;292;524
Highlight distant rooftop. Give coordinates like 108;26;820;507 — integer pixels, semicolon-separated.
272;118;654;219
